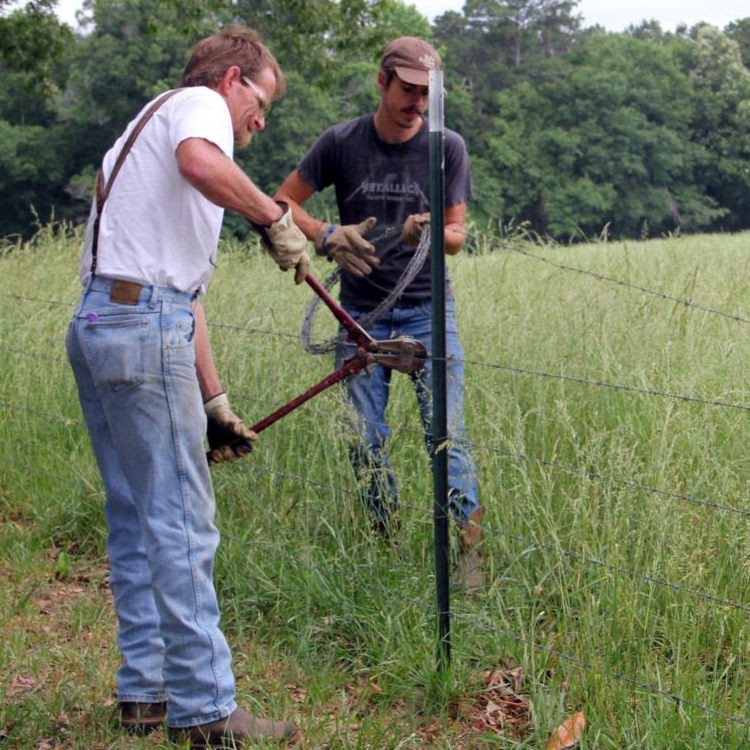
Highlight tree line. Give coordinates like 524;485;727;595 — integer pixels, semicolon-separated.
2;0;749;241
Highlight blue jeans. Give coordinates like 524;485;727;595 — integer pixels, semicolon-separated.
335;300;480;526
66;276;236;727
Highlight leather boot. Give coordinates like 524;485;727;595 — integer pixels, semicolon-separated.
118;700;167;735
167;706;297;748
456;507;485;593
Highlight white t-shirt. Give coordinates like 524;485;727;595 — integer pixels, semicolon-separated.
78;86;234;293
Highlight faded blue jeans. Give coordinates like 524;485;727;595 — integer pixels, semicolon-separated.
66;276;236;727
335;300;480;527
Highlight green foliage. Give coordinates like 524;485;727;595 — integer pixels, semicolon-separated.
687;25;750;230
727;17;750;68
0;0;73;97
1;0;750;241
0;1;77;232
457;22;739;238
0;120;72;236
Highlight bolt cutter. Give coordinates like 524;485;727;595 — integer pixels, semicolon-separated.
217;271;427;447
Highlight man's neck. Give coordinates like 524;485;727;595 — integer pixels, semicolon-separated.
372;108;422;144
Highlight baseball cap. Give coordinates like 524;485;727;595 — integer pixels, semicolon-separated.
380;36;442;87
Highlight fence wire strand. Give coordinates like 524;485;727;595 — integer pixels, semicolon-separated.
451;612;750;728
5;228;750;732
492;232;750;328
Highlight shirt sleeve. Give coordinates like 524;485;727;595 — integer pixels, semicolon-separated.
296;126;338;192
168;87;234;159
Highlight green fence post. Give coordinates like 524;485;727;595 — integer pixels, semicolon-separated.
429;68;450;672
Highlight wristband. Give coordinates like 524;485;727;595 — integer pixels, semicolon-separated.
320;224;338;251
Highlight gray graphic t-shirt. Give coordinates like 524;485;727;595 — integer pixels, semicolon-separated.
297;114;473;308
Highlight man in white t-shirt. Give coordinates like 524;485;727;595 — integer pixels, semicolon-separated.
66;25;305;747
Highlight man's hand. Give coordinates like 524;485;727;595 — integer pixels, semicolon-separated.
204;393;257;466
314;218;380;278
258;202;311;284
402;212;430;246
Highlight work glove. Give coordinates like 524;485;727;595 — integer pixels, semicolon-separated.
314;217;380;278
204;393;257;466
402;212;431;246
253;202;311;285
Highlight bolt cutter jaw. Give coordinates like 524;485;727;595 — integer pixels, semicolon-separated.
360;336;427;374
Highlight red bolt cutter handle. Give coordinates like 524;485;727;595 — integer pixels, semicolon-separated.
246;272;374;435
304;272;374;349
249;348;367;434
208;271;425;459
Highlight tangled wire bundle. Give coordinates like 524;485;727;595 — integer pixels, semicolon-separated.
300;226;431;355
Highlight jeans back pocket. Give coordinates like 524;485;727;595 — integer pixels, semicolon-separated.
81;313;149;394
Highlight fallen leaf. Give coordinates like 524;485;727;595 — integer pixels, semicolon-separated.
509;667;524;693
484;699;505;727
486;669;505;688
546;710;586;750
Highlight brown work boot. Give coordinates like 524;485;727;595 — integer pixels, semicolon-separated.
455;507;485;593
167;706;297;748
118;700;167;735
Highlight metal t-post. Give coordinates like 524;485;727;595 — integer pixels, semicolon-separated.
429;68;450;671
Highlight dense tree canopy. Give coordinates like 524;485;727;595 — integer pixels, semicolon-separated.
1;0;749;241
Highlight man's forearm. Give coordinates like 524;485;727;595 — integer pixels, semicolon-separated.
193;300;223;401
177;138;283;227
274;170;323;241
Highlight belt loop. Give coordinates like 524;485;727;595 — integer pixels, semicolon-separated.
149;285;159;309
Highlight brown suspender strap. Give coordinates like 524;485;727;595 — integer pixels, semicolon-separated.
91;88;182;274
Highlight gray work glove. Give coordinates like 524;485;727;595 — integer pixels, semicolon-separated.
204;393;257;466
253;202;311;285
402;212;431;246
314;217;380;278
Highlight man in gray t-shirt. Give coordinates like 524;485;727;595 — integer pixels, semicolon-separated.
276;36;484;591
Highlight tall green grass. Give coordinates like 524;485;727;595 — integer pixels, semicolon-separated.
2;223;750;748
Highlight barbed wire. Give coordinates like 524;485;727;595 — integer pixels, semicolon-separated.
2;228;750;335
487;230;750;328
472;439;750;519
5;287;750;421
0;345;68;363
461;357;750;413
227;394;750;522
3;413;748;617
6;328;750;431
0;398;83;425
210;321;302;342
252;452;750;612
451;612;750;728
488;522;750;613
0;292;74;308
5;390;750;523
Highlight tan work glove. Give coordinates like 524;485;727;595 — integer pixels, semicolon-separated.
314;217;380;278
402;212;431;246
254;202;311;284
204;393;257;466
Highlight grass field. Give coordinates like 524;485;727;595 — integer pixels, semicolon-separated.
2;223;750;749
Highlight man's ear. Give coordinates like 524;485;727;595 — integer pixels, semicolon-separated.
216;65;241;96
376;68;388;92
